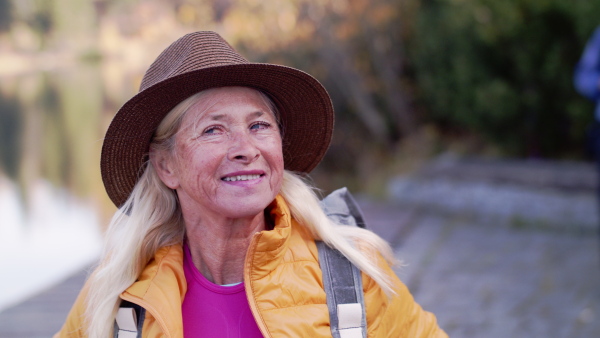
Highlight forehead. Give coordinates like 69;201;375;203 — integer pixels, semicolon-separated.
184;87;274;122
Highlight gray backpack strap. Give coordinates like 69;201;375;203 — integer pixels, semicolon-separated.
318;188;368;338
317;242;367;338
114;301;145;338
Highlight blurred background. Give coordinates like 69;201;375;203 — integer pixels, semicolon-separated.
1;0;600;336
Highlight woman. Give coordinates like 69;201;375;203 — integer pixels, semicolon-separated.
56;31;446;337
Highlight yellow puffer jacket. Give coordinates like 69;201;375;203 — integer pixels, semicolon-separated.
56;195;447;337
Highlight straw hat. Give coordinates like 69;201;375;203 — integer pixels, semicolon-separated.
101;31;334;208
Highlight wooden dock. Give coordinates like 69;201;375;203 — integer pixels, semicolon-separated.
0;267;89;337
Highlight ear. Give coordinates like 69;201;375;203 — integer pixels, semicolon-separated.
150;148;180;189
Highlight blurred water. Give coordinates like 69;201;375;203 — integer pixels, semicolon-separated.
0;177;101;311
0;65;126;311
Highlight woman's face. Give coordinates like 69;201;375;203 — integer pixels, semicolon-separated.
155;87;284;221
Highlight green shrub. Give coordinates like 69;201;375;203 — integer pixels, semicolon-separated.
408;0;600;157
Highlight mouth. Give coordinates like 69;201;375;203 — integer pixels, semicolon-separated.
221;174;263;182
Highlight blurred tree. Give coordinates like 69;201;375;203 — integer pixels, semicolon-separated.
11;0;56;50
0;92;23;181
172;0;415;147
0;0;12;32
31;0;53;48
38;73;68;187
407;0;600;158
312;0;416;144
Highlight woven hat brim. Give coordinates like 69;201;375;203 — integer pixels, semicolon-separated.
101;63;334;208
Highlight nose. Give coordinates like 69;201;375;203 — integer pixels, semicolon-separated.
227;130;260;163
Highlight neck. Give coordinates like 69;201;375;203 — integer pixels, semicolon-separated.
184;211;266;285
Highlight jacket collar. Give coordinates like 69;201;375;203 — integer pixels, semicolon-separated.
254;195;293;253
244;195;297;282
120;195;293;337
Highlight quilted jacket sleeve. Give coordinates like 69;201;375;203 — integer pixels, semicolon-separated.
363;254;447;337
53;280;90;338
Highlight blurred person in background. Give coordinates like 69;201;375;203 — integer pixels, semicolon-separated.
55;31;446;337
575;25;600;235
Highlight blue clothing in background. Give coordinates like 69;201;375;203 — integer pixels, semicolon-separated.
574;26;600;121
575;26;600;240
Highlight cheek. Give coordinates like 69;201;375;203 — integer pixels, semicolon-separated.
263;138;284;168
176;144;222;181
266;144;285;186
274;153;284;172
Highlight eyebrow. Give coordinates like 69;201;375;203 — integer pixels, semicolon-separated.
248;111;265;119
207;113;226;121
206;111;266;121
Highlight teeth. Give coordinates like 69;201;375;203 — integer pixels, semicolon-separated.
223;174;261;182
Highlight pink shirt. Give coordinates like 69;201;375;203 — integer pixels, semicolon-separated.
182;244;263;337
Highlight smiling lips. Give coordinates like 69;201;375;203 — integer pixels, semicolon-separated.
222;174;263;182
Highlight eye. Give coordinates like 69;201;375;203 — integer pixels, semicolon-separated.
203;125;224;135
250;122;271;131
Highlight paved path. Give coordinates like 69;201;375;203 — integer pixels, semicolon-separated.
0;267;89;337
366;205;600;338
1;157;598;337
365;156;600;337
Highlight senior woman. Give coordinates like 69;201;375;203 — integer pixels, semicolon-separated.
56;32;446;337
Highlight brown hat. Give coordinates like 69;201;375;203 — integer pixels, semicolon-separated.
101;31;334;208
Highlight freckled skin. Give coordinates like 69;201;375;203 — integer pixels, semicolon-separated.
152;87;284;284
164;87;283;221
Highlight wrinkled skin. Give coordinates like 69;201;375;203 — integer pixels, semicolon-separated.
152;86;284;284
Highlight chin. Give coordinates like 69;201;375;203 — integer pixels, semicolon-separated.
220;199;273;220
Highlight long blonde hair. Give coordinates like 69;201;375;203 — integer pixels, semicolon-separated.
85;88;396;337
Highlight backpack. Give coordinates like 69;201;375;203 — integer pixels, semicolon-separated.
115;188;367;338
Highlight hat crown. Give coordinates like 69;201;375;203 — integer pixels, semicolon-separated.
140;31;249;92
